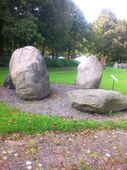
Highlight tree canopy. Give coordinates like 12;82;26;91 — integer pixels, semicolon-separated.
1;1;127;63
91;9;127;62
0;0;89;58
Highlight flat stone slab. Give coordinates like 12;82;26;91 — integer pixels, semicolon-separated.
68;89;127;114
1;85;127;120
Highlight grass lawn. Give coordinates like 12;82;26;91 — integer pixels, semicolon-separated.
1;101;127;135
1;66;127;135
49;67;127;94
0;67;9;86
100;67;127;94
1;66;127;94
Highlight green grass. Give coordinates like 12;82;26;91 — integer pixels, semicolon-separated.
49;67;127;94
48;67;77;84
1;67;127;94
0;67;9;85
100;67;127;94
1;101;127;135
1;66;127;135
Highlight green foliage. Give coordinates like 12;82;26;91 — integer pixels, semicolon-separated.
0;55;10;67
1;101;127;135
45;58;78;67
107;62;114;67
110;20;127;62
0;0;89;59
1;1;127;63
3;16;44;48
39;0;73;55
92;9;117;56
66;3;89;57
91;9;127;62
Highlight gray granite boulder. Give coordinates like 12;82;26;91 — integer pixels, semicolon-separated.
3;74;15;89
68;89;127;114
9;46;51;100
76;55;103;89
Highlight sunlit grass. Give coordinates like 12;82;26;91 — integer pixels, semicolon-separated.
1;67;127;94
49;67;127;94
0;101;127;135
100;67;127;94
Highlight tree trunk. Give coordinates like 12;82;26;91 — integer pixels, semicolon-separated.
42;41;45;56
51;48;55;58
0;19;4;57
67;48;71;60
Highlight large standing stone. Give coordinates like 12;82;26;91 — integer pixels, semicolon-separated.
68;89;127;114
9;46;51;100
76;55;103;89
3;74;15;89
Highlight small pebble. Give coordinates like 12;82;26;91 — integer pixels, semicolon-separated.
2;151;7;154
113;146;116;149
26;161;32;165
87;149;91;154
106;153;111;157
38;163;42;167
8;150;13;154
14;153;18;157
3;157;7;160
27;165;32;169
68;138;73;142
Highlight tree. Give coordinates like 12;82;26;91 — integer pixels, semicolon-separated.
0;0;13;56
92;9;127;61
92;9;117;57
3;16;43;51
37;0;72;56
0;0;43;55
0;0;90;60
110;20;127;62
66;3;89;59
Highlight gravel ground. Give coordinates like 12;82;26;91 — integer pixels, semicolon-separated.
1;130;127;170
1;85;127;169
0;84;127;120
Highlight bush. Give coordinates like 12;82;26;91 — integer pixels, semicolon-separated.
0;55;10;67
107;62;114;67
45;58;78;67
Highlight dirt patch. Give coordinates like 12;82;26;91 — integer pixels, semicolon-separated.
1;130;127;169
0;84;127;120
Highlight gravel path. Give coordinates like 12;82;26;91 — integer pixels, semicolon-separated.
1;130;127;169
0;84;127;120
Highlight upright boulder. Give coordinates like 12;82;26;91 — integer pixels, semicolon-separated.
9;46;51;100
76;55;103;89
3;74;15;89
68;89;127;114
